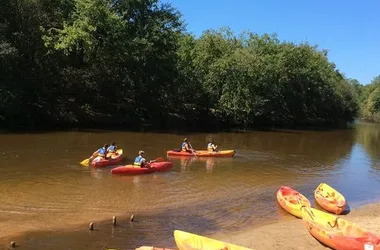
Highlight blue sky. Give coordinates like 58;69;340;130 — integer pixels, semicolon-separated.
164;0;379;85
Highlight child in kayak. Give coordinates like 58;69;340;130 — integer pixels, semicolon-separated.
90;144;108;163
107;141;118;158
207;140;218;152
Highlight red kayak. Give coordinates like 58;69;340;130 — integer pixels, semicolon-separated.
111;161;173;175
91;150;124;168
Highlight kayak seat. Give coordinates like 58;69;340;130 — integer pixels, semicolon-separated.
289;199;297;205
173;148;181;152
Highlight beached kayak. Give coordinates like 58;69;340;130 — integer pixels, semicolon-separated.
91;149;124;168
135;247;175;250
111;161;173;175
166;149;236;157
174;230;253;250
301;206;380;250
276;185;311;218
315;183;346;215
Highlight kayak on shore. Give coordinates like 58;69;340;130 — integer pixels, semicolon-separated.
314;182;347;215
174;230;253;250
91;149;124;168
111;161;173;175
166;149;236;157
301;206;380;250
135;247;175;250
276;185;311;218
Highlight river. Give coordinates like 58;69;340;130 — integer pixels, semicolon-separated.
1;121;380;249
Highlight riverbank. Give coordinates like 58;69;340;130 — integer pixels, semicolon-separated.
2;203;380;250
135;203;380;250
202;203;380;250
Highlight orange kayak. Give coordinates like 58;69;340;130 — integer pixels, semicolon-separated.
301;207;380;250
314;183;346;215
91;149;124;168
276;185;311;218
166;149;236;157
135;247;175;250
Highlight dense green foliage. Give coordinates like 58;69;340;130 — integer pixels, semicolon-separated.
0;0;360;130
354;76;380;122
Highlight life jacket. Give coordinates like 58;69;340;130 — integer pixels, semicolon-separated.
98;147;106;157
181;142;188;152
207;143;214;152
134;155;144;166
108;145;116;153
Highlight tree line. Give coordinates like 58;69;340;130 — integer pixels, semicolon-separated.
350;76;380;123
0;0;363;130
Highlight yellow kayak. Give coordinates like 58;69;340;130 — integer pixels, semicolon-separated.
167;150;236;157
314;183;346;215
173;230;253;250
301;207;380;250
276;185;311;218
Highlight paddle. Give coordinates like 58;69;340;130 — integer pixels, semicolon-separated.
149;157;165;163
80;158;90;166
143;157;165;168
189;142;197;157
80;151;97;166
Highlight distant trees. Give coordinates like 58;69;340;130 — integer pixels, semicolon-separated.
356;76;380;122
0;0;360;130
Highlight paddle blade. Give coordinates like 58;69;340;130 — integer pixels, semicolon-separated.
155;157;165;162
80;158;90;166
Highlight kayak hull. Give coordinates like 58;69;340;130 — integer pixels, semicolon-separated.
91;149;124;168
301;207;380;250
314;182;346;215
166;149;236;157
135;247;175;250
276;185;311;218
174;230;253;250
111;161;173;175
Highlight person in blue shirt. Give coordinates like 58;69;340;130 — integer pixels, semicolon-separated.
181;138;195;153
134;150;150;168
90;144;108;162
107;141;118;157
107;142;117;153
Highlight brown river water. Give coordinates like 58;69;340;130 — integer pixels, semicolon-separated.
1;121;380;249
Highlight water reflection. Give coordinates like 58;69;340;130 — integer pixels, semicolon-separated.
355;121;380;170
166;156;197;171
167;155;233;173
1;123;380;250
90;168;106;179
205;158;215;173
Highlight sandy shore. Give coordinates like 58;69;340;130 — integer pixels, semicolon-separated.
2;203;380;249
205;203;380;250
141;203;380;250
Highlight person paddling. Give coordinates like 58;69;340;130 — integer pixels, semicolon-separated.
90;144;108;163
107;141;118;158
134;150;150;168
182;138;195;154
133;150;160;168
